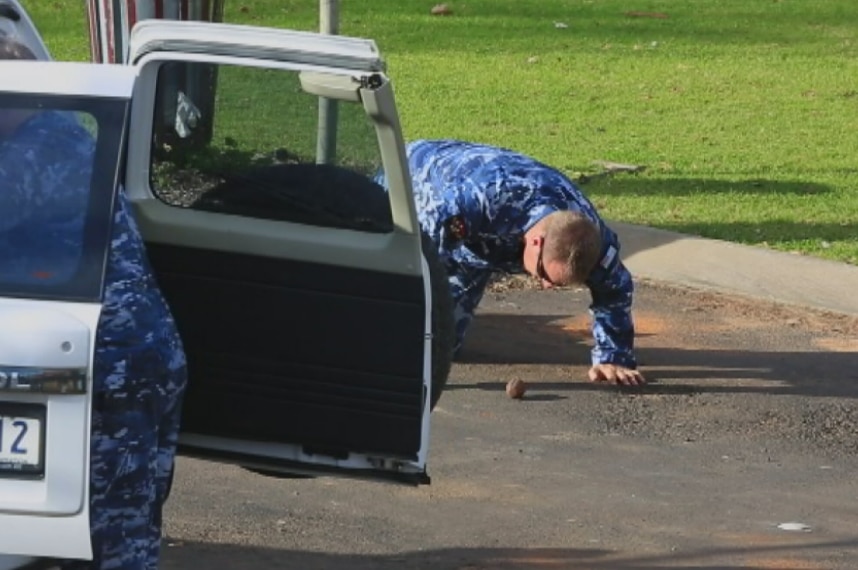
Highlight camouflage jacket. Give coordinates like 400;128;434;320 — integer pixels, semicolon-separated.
405;139;636;368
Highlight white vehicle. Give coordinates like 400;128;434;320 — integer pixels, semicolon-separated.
0;1;453;566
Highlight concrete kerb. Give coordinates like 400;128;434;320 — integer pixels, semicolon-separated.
612;221;858;317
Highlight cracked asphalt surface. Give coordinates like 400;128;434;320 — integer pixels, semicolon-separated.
162;278;858;569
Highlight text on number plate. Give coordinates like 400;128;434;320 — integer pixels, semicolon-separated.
0;415;42;470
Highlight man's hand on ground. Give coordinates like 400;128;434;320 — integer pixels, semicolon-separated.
588;363;646;387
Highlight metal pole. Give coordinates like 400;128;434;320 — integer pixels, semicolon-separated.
316;0;339;164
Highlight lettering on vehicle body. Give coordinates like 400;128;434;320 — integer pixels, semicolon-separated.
0;367;87;394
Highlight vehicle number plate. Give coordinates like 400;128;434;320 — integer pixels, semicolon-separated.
0;404;45;477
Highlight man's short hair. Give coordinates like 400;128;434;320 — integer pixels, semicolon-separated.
0;36;37;60
542;210;602;285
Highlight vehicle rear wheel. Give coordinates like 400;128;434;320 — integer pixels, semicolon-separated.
422;233;454;410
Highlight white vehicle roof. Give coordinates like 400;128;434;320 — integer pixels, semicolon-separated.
0;61;136;98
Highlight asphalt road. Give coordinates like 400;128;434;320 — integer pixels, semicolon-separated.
162;278;858;570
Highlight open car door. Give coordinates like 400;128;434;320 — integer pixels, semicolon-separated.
124;21;446;486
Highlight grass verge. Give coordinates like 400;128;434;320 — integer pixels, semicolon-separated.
26;0;858;264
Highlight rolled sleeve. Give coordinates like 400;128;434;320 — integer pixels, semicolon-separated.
587;260;637;368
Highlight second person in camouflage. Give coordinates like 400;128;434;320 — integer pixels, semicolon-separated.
0;38;187;570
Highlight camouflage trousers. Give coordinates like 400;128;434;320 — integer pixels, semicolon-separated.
61;343;187;570
443;259;495;355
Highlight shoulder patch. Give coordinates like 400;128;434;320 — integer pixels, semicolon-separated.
444;215;469;242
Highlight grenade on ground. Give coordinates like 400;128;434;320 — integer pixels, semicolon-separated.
506;379;527;399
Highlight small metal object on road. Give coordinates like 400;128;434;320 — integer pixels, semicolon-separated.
777;522;812;532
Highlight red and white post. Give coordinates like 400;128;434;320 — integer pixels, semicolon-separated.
86;0;224;64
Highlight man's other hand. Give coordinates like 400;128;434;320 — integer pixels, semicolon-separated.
588;363;646;387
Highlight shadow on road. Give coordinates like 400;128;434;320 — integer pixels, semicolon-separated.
162;539;858;570
453;311;858;399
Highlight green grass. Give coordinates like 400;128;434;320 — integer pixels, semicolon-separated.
25;0;858;264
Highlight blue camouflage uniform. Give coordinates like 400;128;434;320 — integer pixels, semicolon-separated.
0;110;187;569
393;139;636;368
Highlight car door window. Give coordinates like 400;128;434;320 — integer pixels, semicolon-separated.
0;94;126;302
147;61;393;233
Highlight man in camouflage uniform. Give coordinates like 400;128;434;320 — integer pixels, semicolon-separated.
395;139;645;386
0;38;187;569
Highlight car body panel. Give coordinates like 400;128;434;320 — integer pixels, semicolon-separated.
0;63;136;560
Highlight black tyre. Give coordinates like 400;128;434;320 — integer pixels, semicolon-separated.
422;232;454;410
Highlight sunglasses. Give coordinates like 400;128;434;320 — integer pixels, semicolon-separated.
535;236;560;287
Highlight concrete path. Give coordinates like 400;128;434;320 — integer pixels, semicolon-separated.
613;221;858;316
